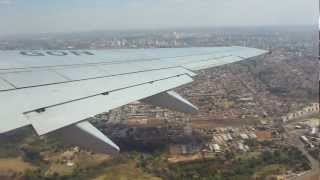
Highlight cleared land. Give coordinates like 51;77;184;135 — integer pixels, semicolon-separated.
0;157;36;173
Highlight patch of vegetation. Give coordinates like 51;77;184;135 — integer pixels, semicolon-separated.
253;164;287;179
20;155;121;180
21;145;43;165
267;87;289;97
138;144;311;180
255;67;274;87
0;127;35;158
45;163;74;177
22;169;43;180
1;128;312;180
94;161;161;180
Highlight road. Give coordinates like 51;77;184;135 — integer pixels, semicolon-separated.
283;124;319;180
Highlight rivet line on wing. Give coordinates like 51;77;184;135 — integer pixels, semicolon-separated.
22;73;187;115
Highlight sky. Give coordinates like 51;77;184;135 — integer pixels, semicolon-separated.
0;0;318;35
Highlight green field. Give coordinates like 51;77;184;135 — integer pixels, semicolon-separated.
93;161;162;180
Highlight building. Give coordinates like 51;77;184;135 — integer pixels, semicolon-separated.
281;103;319;122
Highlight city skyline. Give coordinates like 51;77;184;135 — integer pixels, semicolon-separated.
0;0;317;36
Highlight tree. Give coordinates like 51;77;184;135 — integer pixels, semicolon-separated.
22;169;42;180
21;146;42;164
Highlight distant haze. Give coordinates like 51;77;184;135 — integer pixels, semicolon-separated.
0;0;318;36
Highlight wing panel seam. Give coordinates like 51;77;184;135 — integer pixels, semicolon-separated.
22;73;191;115
0;66;184;92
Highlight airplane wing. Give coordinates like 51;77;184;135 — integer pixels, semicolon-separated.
0;46;267;154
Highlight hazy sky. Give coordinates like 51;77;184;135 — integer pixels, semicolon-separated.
0;0;318;35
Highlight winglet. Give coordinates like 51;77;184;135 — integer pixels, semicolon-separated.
141;91;198;114
53;121;119;155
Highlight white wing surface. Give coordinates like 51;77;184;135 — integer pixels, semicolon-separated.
0;46;267;154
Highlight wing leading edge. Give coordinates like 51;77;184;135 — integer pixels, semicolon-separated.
0;46;268;154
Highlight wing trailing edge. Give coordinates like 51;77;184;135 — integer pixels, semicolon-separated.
54;121;119;154
141;91;198;114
